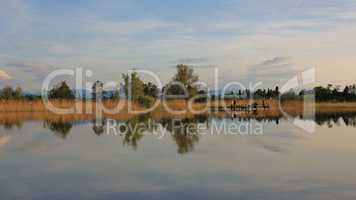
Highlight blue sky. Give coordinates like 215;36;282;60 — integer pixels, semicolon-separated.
1;0;356;91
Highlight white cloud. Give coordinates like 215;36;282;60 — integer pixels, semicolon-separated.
244;57;298;88
0;70;12;80
3;60;53;81
1;0;356;89
0;59;55;91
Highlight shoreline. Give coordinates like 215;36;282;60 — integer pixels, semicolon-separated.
0;100;356;123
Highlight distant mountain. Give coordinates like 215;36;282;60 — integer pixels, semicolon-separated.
23;91;41;97
74;89;121;99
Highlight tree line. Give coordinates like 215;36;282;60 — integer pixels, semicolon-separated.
1;64;356;103
279;84;356;102
313;84;356;102
0;86;41;100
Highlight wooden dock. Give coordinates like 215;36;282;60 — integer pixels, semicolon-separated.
211;103;270;112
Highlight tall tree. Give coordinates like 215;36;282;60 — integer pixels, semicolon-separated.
166;64;199;98
144;82;159;98
14;86;23;99
92;80;104;100
1;86;13;99
122;72;145;101
274;86;280;97
49;81;75;99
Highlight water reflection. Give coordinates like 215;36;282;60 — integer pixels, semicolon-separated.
43;120;73;139
117;114;206;153
92;119;105;136
1;111;356;154
0;121;23;130
122;114;151;150
218;115;281;125
159;115;207;154
2;112;356;199
314;112;356;127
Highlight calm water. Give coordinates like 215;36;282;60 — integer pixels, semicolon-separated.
1;113;356;200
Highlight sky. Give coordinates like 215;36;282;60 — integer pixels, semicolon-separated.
0;0;356;91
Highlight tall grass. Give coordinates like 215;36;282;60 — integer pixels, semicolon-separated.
0;99;356;123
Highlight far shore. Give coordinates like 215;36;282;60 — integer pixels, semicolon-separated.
0;99;356;123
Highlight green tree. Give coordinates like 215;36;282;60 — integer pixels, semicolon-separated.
1;86;14;99
49;81;75;99
112;88;120;100
143;82;159;98
122;72;157;108
274;86;280;98
166;64;199;99
122;72;145;101
13;86;23;99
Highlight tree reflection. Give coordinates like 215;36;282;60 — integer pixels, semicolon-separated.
314;112;356;127
1;121;22;130
122;114;151;150
160;115;207;154
43;120;73;139
234;115;281;125
92;119;105;136
32;111;356;153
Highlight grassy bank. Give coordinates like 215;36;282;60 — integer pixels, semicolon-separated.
1;99;356;112
0;99;356;123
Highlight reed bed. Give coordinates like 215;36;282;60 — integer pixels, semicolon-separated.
0;99;356;123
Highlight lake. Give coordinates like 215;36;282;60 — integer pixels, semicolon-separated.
0;112;356;199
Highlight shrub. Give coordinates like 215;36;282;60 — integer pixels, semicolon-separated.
138;96;156;108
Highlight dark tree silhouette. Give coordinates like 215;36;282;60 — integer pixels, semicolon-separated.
49;81;75;99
